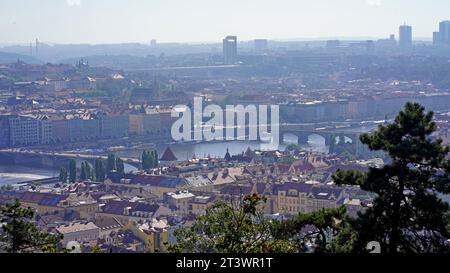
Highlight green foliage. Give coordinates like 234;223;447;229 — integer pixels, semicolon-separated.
1;184;14;191
80;162;87;181
0;200;62;253
286;143;302;151
104;153;125;174
142;150;158;170
90;245;103;253
116;158;125;174
106;153;116;173
154;150;159;168
95;158;106;182
80;161;92;181
85;161;92;180
333;102;450;253
329;135;357;160
59;167;68;183
169;194;292;253
142;150;149;170
169;195;357;254
272;206;355;253
68;159;77;183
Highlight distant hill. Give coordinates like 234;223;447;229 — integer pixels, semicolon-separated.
0;51;43;65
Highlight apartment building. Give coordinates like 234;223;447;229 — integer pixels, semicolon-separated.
4;114;52;146
56;222;100;246
273;182;345;215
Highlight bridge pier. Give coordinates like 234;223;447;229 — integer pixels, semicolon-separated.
296;132;309;145
281;129;361;149
323;134;335;146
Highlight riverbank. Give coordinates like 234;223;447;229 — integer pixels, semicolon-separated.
0;165;58;185
0;136;328;185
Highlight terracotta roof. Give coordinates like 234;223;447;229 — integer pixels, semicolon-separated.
219;185;253;196
20;192;68;207
56;222;99;234
273;182;313;194
101;200;161;216
326;164;368;174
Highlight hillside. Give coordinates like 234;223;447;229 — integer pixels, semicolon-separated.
0;51;43;65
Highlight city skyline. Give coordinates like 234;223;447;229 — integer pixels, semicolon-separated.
1;0;450;44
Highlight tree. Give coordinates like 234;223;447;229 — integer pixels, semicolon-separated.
68;159;77;183
333;102;450;253
0;200;62;253
79;161;92;181
150;150;156;168
0;184;14;191
142;150;152;170
116;157;125;174
272;206;355;253
286;143;302;152
153;150;159;168
169;194;292;253
84;161;92;180
90;245;103;253
95;158;106;182
141;151;147;170
329;134;336;153
58;167;68;183
90;166;96;182
80;162;87;181
106;153;116;173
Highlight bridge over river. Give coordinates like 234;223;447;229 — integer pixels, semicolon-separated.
0;149;142;170
0;121;379;170
280;123;367;146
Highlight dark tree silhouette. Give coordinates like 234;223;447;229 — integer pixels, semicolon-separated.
333;102;450;253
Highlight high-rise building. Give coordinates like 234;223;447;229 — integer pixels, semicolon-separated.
439;21;450;45
433;31;441;46
6;115;52;147
254;39;268;52
399;25;412;50
0;116;10;148
223;36;238;65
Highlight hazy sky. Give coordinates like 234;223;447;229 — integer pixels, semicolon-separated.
0;0;449;44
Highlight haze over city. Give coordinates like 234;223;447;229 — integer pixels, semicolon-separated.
1;0;450;44
2;0;450;261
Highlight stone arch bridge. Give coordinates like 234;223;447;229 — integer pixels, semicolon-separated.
0;150;142;170
280;124;362;146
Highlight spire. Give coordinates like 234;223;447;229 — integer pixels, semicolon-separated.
160;146;178;161
245;146;254;157
224;148;232;162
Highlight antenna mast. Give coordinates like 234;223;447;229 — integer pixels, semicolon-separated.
35;38;39;58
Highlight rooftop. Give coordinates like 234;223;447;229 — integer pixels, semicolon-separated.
56;222;99;234
167;191;195;199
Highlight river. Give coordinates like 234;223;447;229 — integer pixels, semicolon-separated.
0;134;328;185
0;165;59;186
